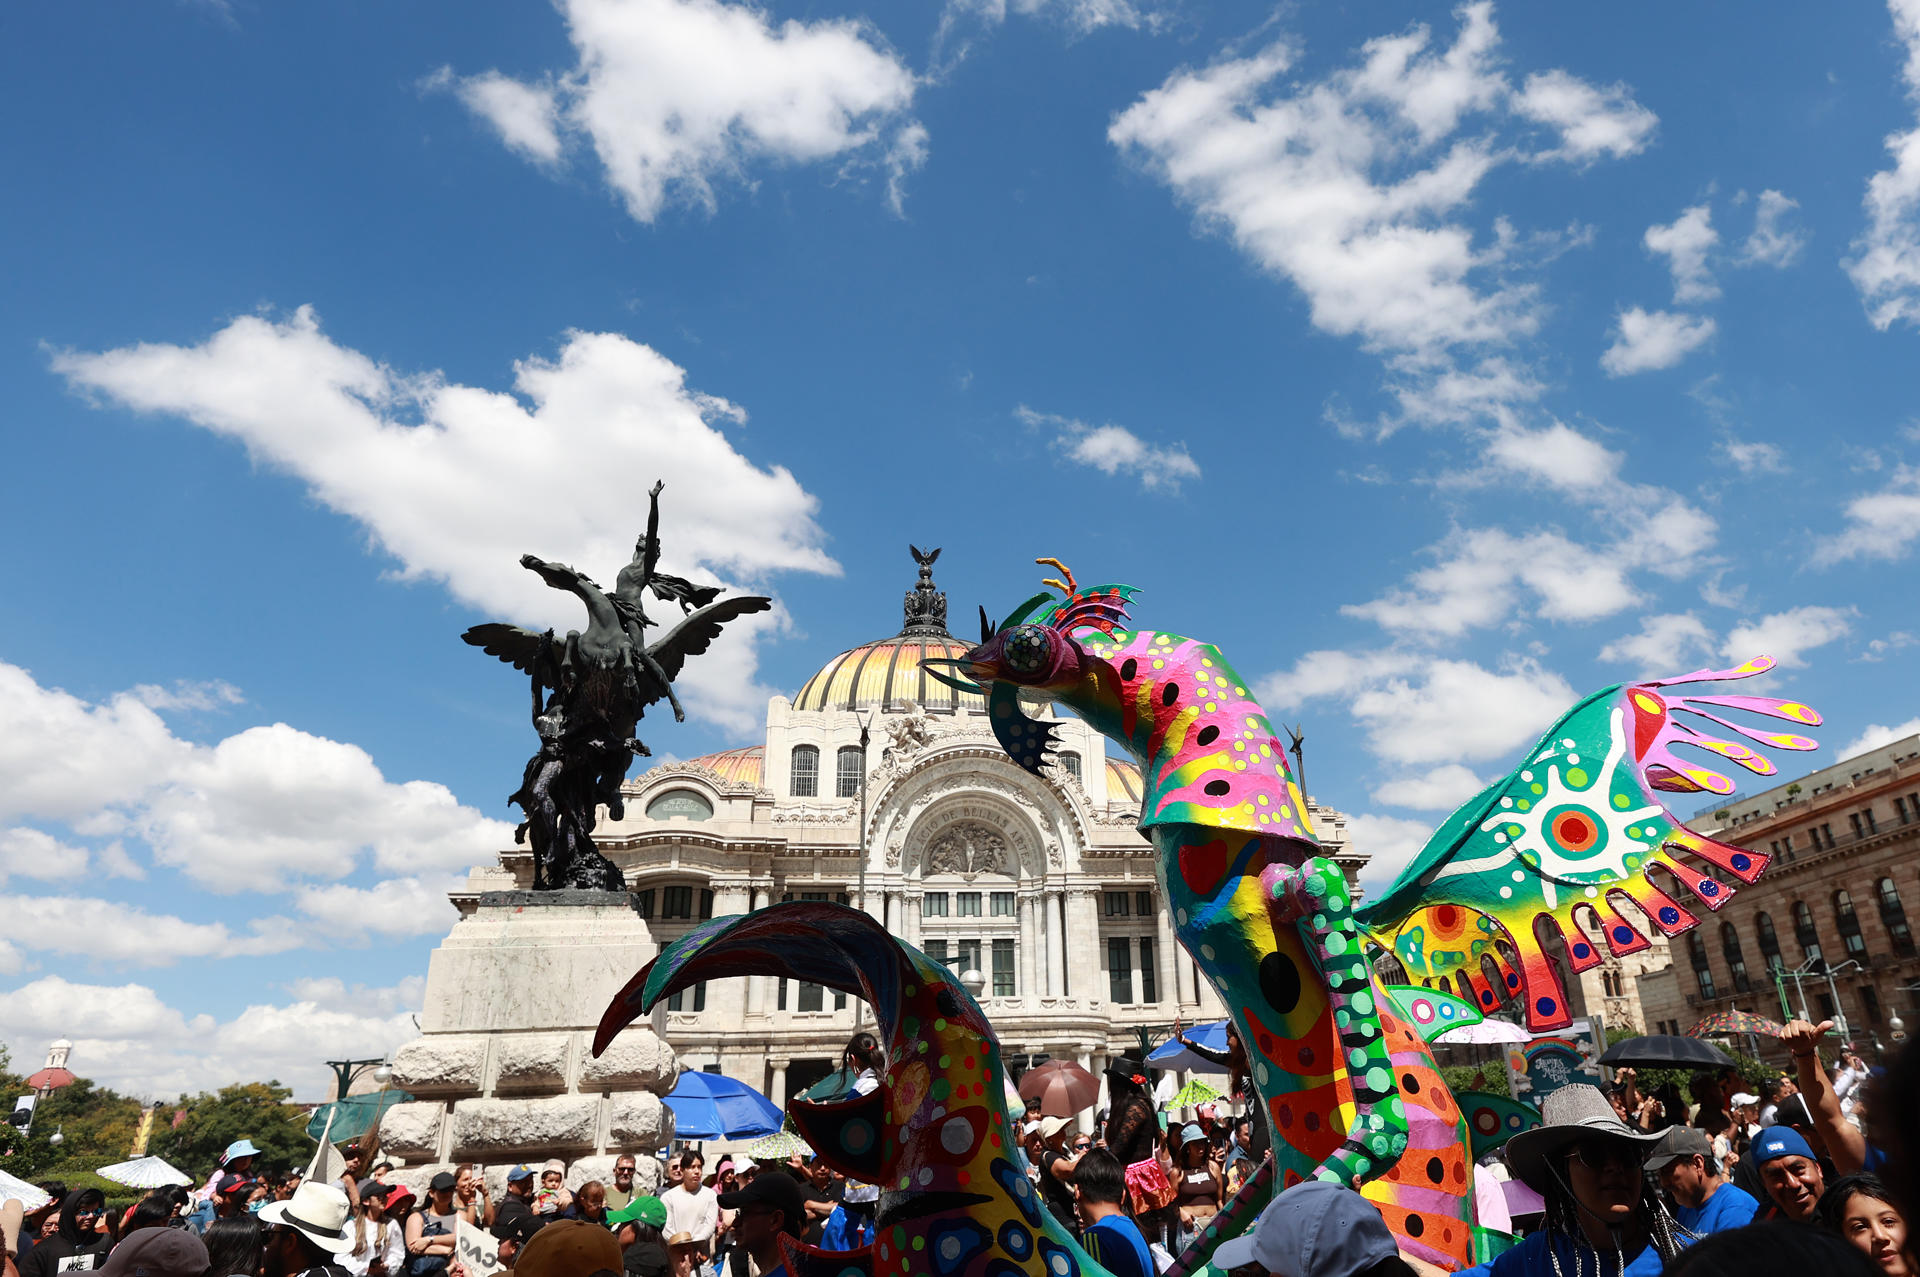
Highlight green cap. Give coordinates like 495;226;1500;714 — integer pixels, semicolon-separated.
609;1196;666;1229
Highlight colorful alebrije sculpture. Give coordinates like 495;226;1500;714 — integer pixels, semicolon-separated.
917;560;1819;1273
595;903;1097;1277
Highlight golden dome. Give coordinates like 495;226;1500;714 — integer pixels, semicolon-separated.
1105;758;1143;805
794;634;986;714
792;546;986;714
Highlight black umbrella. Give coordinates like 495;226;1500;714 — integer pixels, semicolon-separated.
1598;1034;1735;1069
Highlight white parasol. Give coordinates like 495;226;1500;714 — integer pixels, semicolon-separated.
1435;1019;1532;1045
0;1168;52;1211
97;1155;193;1190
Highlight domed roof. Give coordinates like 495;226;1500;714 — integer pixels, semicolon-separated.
688;745;765;786
794;634;985;714
792;547;985;714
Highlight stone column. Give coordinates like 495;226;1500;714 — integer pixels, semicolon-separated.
1155;904;1180;1009
1067;889;1102;1004
768;1059;790;1109
905;890;924;949
1046;892;1067;997
1018;894;1038;1000
1076;1051;1097;1135
746;884;772;1017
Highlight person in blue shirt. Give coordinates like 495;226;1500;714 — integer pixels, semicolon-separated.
1646;1126;1759;1235
1071;1150;1154;1277
1404;1084;1690;1277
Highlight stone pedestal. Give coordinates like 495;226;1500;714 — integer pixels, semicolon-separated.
378;889;680;1194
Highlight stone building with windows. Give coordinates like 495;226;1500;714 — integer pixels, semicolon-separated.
455;552;1369;1105
1636;734;1920;1060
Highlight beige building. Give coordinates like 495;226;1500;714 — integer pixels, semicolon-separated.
1636;734;1920;1062
458;552;1368;1103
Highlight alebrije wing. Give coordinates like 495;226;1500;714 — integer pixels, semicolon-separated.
1357;658;1819;1032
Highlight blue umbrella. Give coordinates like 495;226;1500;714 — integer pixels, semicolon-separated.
662;1071;783;1140
1146;1021;1231;1074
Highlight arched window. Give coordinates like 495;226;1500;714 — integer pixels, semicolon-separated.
1792;900;1824;967
1687;931;1717;999
1057;750;1082;781
790;745;819;797
1721;922;1751;993
1833;889;1868;960
1755;912;1782;969
835;745;865;798
1879;878;1915;956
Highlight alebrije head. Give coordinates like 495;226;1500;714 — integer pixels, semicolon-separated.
922;558;1136;772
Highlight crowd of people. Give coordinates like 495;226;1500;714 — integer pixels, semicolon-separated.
2;1019;1915;1277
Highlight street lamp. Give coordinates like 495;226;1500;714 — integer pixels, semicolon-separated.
47;1125;63;1147
324;1057;390;1101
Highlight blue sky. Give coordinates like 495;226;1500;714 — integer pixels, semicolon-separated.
3;0;1919;1098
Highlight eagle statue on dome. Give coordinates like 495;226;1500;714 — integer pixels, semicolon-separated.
462;482;771;891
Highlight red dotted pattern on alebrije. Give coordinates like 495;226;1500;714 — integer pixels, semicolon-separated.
1371;1198;1472;1270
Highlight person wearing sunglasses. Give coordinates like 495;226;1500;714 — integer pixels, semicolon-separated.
18;1189;110;1276
1403;1084;1689;1277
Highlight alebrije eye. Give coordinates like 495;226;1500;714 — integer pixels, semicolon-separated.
1004;625;1052;676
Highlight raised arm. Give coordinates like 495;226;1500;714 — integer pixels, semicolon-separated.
1781;1018;1868;1174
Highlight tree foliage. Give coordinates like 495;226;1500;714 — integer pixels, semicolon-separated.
0;1043;314;1188
150;1081;312;1178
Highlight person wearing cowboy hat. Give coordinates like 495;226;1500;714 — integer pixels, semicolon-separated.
258;1182;355;1277
1404;1084;1688;1277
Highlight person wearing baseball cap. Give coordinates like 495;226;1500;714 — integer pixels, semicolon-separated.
1752;1125;1827;1222
514;1218;622;1277
492;1166;537;1239
98;1227;210;1277
717;1171;805;1277
257;1182;354;1276
610;1195;669;1277
1211;1181;1414;1277
1646;1126;1758;1236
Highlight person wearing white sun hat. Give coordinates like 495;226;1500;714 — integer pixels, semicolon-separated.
257;1182;354;1277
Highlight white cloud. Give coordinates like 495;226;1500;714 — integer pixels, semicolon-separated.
1259;647;1578;767
1015;405;1199;490
1600;307;1716;375
1509;68;1658;162
1370;763;1485;811
1644;204;1719;303
434;0;921;222
0;660;510;894
1348;656;1577;764
295;874;466;939
0;975;420;1100
1350;813;1439;898
1738;189;1807;268
1108;4;1654;364
932;0;1158;71
1719;438;1787;474
1861;630;1917;661
53;306;836;731
1722;605;1854;668
1342;527;1640;638
427;68;564;165
1255;649;1404;711
1811;465;1920;565
0;828;90;885
1842;718;1920;757
1597;613;1716;674
286;975;429;1019
1481;420;1624;495
129;680;245;712
1;897;302;966
1846;0;1920;329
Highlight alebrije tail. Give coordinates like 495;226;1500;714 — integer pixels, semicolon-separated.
1358;658;1820;1031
